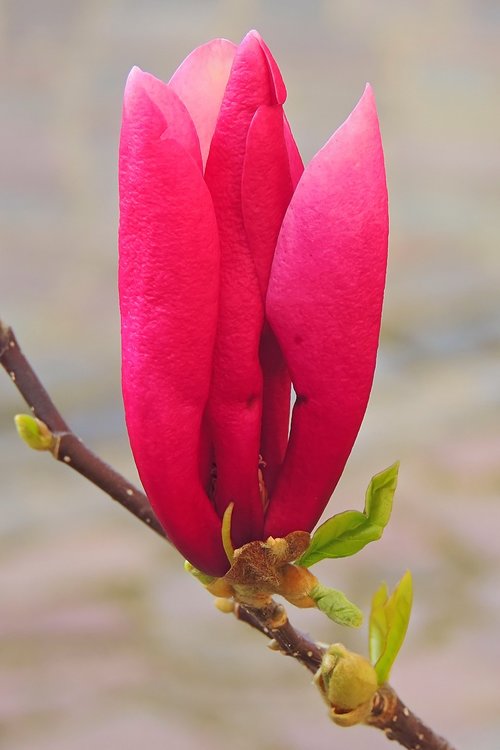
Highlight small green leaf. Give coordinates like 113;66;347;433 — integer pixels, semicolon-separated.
14;414;55;452
309;583;363;628
369;570;413;685
369;583;389;667
221;502;235;563
364;462;399;527
297;462;399;567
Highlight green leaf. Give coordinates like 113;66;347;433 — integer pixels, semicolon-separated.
369;583;389;667
364;462;399;526
369;570;413;685
309;583;363;628
297;462;399;567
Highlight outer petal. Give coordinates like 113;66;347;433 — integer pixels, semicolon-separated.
126;67;202;171
119;70;227;576
204;31;285;546
242;104;303;494
168;39;237;168
265;85;388;537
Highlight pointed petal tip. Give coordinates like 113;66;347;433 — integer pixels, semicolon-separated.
123;66;152;107
125;65;145;89
356;82;378;116
320;81;381;158
238;29;286;105
200;35;237;47
238;29;264;51
122;67;159;127
246;28;262;41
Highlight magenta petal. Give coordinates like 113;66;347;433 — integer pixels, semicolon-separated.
265;85;389;537
119;72;227;576
242;105;295;297
169;39;237;168
241;104;300;494
203;32;288;545
258;325;291;496
250;30;287;105
125;67;202;171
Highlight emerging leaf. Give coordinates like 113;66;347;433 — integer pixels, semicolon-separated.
369;570;413;685
309;583;363;628
297;462;399;567
364;461;399;526
14;414;55;452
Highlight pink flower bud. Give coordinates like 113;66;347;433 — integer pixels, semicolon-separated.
119;32;388;576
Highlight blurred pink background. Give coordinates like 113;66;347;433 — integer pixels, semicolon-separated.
1;1;499;748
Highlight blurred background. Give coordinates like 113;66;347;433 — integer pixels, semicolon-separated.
1;1;499;748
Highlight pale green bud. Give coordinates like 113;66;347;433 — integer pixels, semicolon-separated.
320;643;378;712
14;414;55;452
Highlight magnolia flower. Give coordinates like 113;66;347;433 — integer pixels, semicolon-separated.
119;31;388;577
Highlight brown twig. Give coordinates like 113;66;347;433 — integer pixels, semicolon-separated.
366;684;456;750
235;602;457;750
0;319;458;750
0;320;166;539
235;600;323;672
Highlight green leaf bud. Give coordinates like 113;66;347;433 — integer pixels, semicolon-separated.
14;414;55;452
